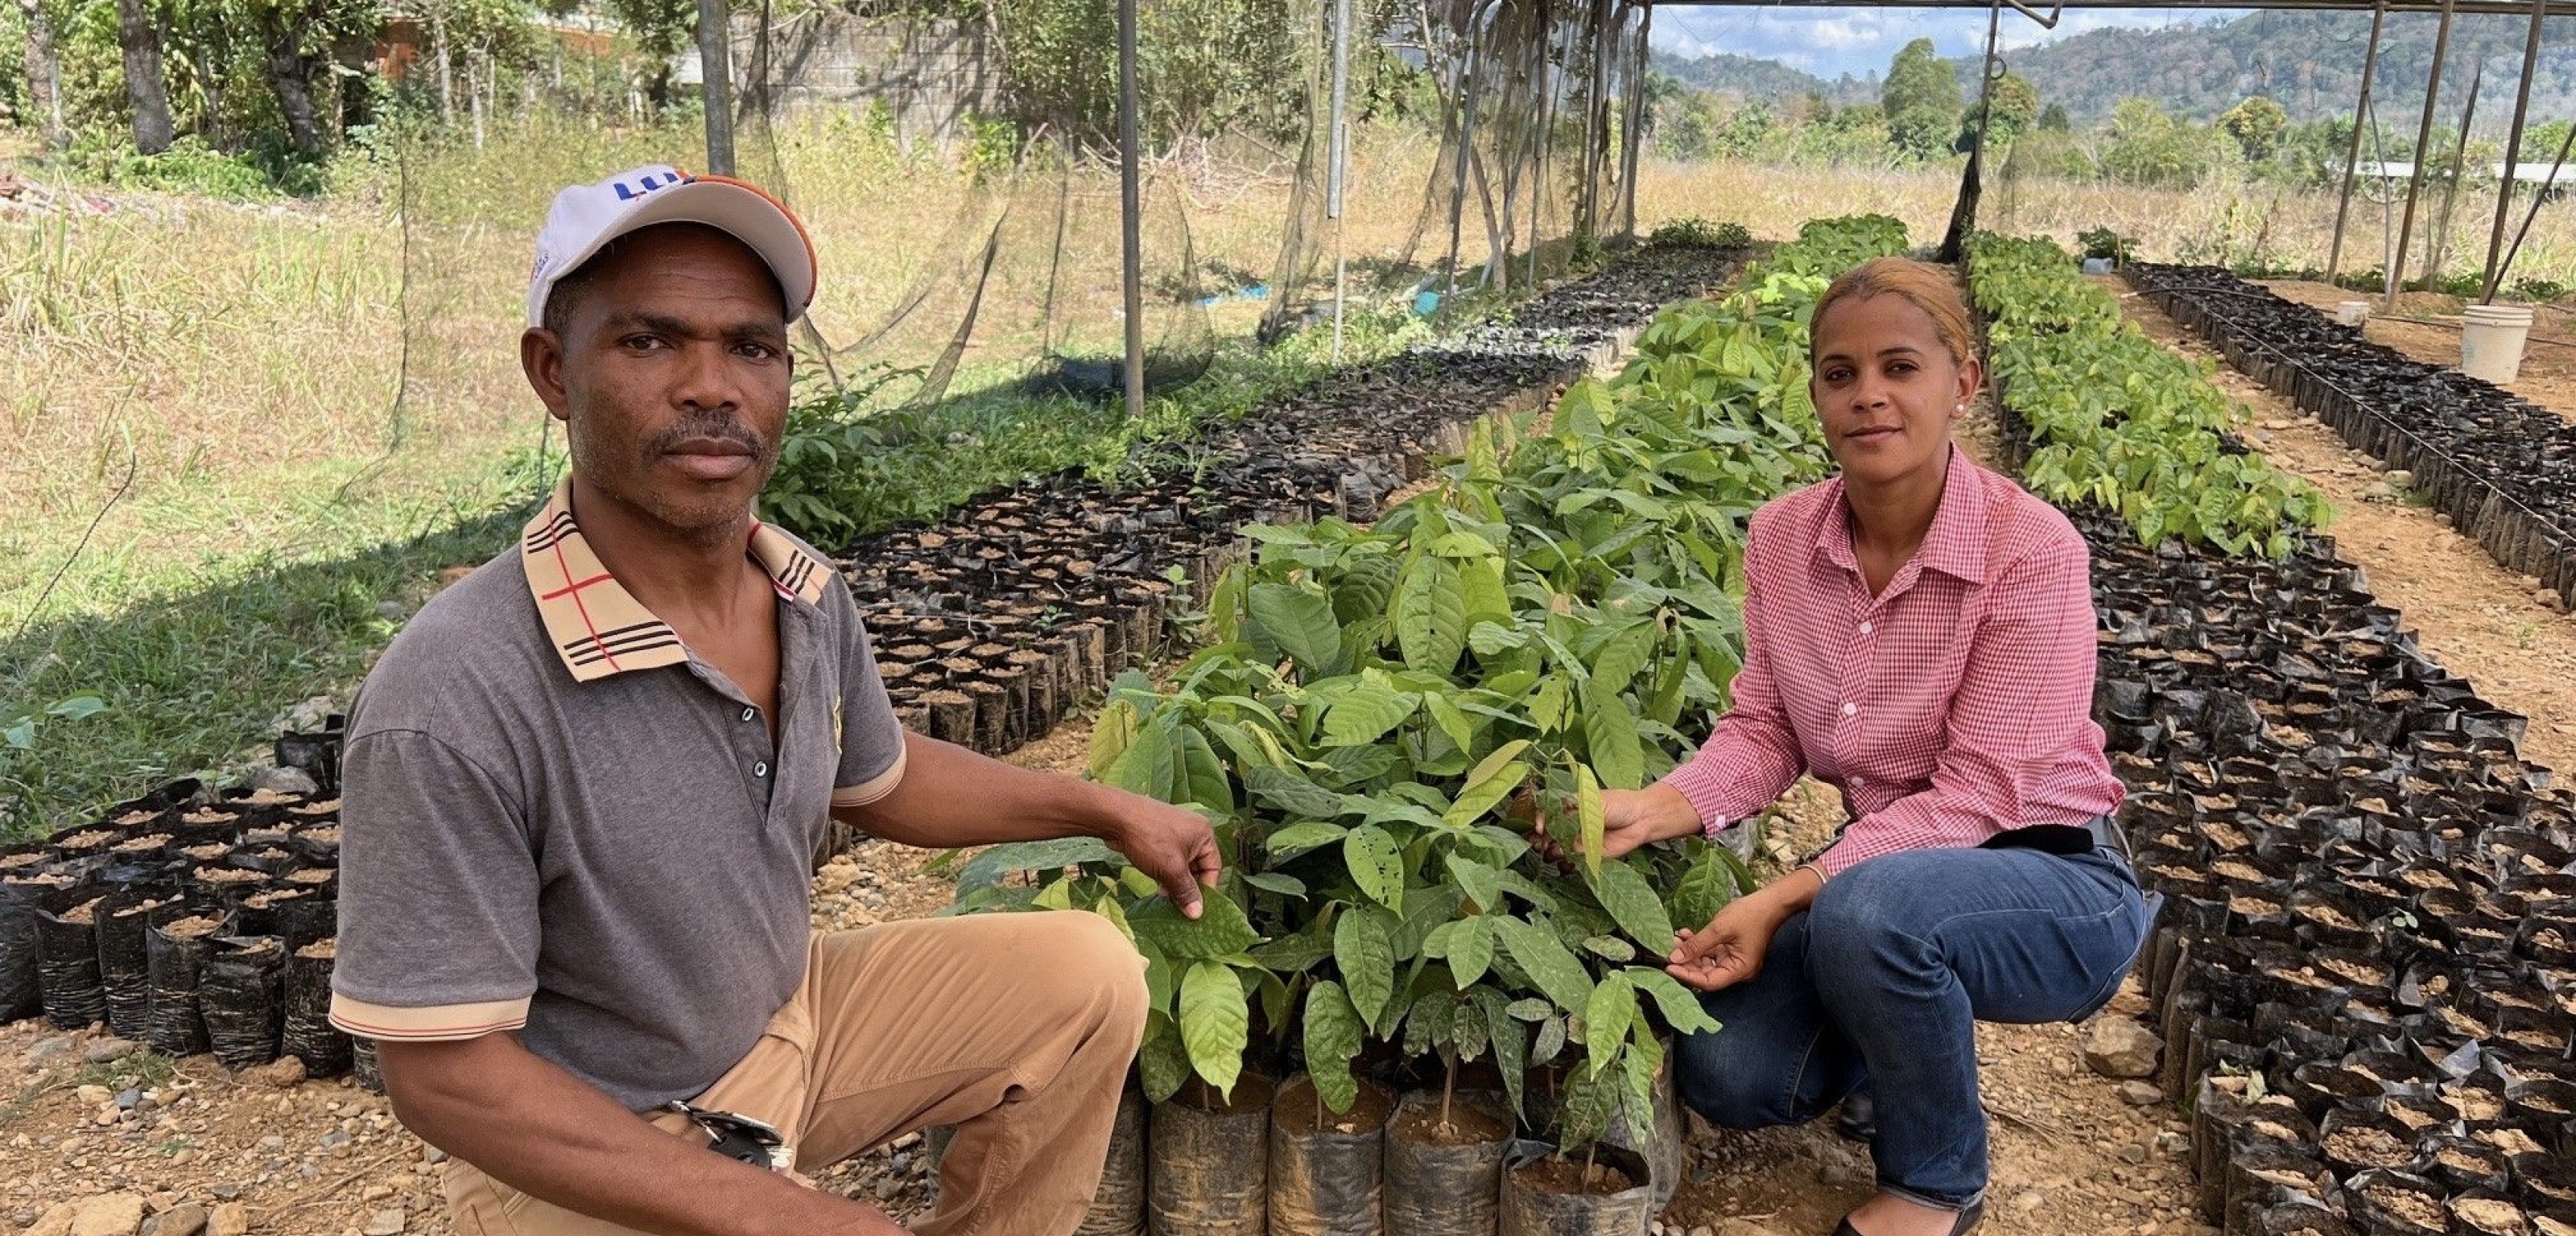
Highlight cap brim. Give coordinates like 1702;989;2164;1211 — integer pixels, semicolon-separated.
528;178;818;328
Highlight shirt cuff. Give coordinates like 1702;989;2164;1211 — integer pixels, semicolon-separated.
831;744;908;809
1656;760;1736;834
329;993;530;1041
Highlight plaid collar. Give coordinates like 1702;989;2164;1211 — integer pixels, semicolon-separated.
521;478;832;682
1814;445;1991;587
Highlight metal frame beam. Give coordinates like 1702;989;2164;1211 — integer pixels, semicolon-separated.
1643;0;2576;15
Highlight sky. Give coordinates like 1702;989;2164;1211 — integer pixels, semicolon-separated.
1650;6;2255;80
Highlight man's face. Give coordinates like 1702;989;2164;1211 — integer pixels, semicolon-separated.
522;223;793;541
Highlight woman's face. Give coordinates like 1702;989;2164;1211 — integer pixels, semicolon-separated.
1810;292;1982;490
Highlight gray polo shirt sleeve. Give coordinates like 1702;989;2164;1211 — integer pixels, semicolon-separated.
328;728;542;1040
829;583;910;809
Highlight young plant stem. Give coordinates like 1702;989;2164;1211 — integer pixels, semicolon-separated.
1440;1050;1457;1135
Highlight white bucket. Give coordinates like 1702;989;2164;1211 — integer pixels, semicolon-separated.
2461;304;2537;384
2335;301;2370;327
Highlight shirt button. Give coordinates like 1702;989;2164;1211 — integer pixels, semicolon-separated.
741;707;758;723
1842;702;1858;717
1859;621;1873;635
753;761;770;778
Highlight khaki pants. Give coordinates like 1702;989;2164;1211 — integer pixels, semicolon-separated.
443;912;1150;1236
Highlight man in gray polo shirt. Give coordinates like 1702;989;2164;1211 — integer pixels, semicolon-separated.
328;167;1220;1236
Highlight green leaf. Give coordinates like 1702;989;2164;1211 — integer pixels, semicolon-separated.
1468;621;1530;655
1531;1013;1568;1066
1583;679;1646;790
1179;961;1250;1098
1625;967;1722;1035
1176;726;1233;813
1344;825;1405;911
1582;936;1637;962
1100;719;1179;800
1449;917;1495;988
1245;872;1308;897
1446;855;1505;914
1444;744;1533;828
1584;971;1637;1077
1127;892;1259;960
1138;1012;1191;1102
1246;917;1335;973
1323;680;1419;747
1264;821;1348;855
953;837;1121;893
1480;989;1530;1123
1245;767;1351;818
44;695;105;720
1303;980;1366;1114
1249;583;1344;672
1589;623;1656;697
1088;698;1143;781
1494;917;1595;1013
1576;765;1606;876
1589;858;1678;956
1335;905;1399;1030
1671;846;1742;932
1396;554;1470;674
3;719;35;751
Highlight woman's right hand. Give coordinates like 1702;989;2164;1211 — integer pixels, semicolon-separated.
1528;781;1703;865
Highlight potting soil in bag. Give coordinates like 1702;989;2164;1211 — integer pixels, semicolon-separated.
282;938;353;1077
144;913;221;1056
353;1035;385;1094
34;889;108;1029
97;890;171;1040
1498;1141;1654;1236
1078;1086;1149;1236
1596;1049;1682;1209
1148;1073;1274;1236
200;935;286;1069
0;870;66;1021
1268;1075;1390;1236
1385;1090;1513;1236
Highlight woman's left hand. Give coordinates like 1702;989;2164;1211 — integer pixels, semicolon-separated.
1666;866;1822;991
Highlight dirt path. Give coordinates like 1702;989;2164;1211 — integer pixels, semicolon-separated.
2120;287;2576;776
2256;280;2576;425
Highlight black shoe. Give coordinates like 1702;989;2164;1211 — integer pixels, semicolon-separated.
1832;1200;1986;1236
1835;1092;1877;1143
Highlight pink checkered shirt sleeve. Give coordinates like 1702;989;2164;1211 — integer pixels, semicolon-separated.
1658;515;1807;831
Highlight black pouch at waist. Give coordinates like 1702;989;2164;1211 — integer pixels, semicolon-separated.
1981;823;2097;856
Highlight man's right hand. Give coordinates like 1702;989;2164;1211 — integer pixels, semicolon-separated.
380;1033;909;1236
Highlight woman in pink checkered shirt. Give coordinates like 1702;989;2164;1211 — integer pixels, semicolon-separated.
1564;258;2153;1236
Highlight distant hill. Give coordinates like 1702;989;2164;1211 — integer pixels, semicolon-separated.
1649;50;1878;109
1657;11;2576;130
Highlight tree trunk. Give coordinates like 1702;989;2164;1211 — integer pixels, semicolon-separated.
115;0;175;154
19;0;64;150
258;0;327;156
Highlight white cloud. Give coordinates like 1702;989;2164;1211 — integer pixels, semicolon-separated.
1654;6;2245;80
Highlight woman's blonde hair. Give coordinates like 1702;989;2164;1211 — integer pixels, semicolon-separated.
1810;257;1977;369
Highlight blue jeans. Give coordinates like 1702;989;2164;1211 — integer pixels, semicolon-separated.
1671;843;2153;1211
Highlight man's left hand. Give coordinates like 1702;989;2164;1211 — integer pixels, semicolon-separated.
1096;790;1224;918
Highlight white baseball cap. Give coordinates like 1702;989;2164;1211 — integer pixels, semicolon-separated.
526;164;818;328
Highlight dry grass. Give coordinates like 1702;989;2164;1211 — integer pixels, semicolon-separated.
17;134;2576;641
1631;155;2576;290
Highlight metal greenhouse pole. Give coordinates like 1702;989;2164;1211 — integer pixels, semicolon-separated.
1119;0;1145;418
2388;0;2458;309
1329;0;1352;360
696;0;735;174
2480;0;2549;302
2326;0;2390;284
